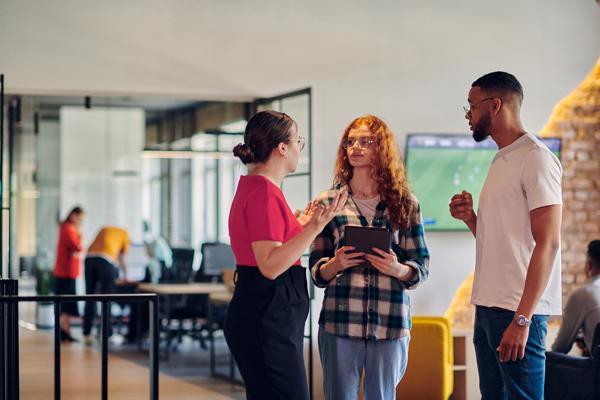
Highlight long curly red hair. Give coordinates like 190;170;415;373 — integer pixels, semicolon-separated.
334;115;416;229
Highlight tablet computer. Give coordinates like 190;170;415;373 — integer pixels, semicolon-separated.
344;225;392;268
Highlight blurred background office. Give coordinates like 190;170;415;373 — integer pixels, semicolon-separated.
1;1;599;399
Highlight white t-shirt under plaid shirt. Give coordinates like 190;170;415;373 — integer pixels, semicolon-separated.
309;184;430;340
471;133;563;315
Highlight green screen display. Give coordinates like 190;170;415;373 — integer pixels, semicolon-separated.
405;134;560;231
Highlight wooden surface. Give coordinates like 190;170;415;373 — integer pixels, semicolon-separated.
19;327;244;400
209;292;233;304
138;283;229;295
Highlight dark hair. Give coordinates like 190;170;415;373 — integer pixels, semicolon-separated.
64;206;83;224
588;240;600;268
233;110;296;164
472;71;524;104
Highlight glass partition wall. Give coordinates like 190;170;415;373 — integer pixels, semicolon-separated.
1;92;312;276
145;90;313;256
143;89;314;391
3;89;314;393
254;89;314;398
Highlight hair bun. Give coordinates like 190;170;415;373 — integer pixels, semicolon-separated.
233;143;256;164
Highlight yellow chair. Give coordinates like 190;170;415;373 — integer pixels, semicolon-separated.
395;316;454;400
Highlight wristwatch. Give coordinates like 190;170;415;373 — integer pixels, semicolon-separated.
514;314;531;327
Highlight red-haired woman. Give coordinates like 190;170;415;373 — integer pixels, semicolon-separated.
310;115;430;400
53;206;84;342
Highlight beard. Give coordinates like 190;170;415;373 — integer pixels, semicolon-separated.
472;113;492;142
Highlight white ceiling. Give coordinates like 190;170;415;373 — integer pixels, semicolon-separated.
2;0;597;101
28;95;199;113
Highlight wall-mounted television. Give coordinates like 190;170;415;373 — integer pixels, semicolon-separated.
405;134;561;231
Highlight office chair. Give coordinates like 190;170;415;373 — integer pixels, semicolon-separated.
167;243;236;349
395;316;454;400
166;248;196;283
158;247;198;350
195;242;236;283
545;323;600;400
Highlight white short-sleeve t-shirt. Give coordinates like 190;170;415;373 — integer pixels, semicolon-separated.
470;133;563;315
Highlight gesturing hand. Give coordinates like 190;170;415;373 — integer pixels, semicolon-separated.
295;201;318;226
306;189;348;232
449;190;475;223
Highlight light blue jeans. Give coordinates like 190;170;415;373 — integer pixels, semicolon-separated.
318;327;410;400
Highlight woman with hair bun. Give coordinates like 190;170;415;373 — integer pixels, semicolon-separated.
225;110;347;400
310;115;430;400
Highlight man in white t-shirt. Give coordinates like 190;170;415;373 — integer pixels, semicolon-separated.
449;71;562;399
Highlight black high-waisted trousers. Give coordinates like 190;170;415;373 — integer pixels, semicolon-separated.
224;265;309;400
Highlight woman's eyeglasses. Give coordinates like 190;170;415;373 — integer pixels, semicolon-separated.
343;137;374;149
296;136;306;151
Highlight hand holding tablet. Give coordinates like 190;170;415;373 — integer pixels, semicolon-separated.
344;225;415;281
344;226;392;269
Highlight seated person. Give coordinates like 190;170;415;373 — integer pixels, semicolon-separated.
125;223;173;343
551;240;600;355
142;221;172;283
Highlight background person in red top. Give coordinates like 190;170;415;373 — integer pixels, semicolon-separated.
225;110;346;400
53;206;84;342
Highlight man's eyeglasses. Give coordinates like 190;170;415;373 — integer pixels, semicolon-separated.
463;97;496;115
343;137;374;149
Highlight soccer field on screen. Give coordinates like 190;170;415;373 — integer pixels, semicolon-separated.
405;135;560;231
406;147;494;231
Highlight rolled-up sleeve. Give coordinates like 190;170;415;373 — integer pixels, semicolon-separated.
397;208;429;290
310;224;336;288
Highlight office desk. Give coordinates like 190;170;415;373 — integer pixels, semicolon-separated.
208;292;233;304
116;280;140;289
137;283;229;360
138;283;229;295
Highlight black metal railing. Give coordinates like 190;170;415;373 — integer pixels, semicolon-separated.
1;279;159;400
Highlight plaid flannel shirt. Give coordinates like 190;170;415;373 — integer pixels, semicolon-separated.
310;184;429;340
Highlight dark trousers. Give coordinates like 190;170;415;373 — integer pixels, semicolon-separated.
224;265;309;400
53;277;79;316
474;305;548;400
83;257;117;336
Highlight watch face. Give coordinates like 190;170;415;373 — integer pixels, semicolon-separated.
516;315;529;326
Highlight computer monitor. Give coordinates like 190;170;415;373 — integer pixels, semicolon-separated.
200;242;236;277
123;243;150;281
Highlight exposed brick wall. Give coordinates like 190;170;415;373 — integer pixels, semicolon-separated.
540;57;600;298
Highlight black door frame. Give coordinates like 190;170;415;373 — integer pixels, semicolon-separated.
251;87;314;399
